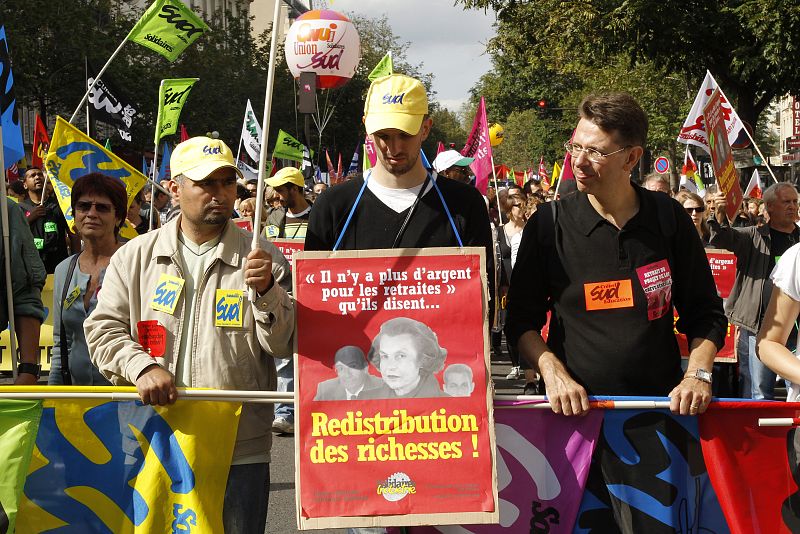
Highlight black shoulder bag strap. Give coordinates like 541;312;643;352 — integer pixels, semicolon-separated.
391;174;432;248
59;253;80;385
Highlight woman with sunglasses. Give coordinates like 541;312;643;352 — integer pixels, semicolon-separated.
682;192;711;246
49;173;127;385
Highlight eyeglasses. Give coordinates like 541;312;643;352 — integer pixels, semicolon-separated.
564;141;630;163
75;200;113;214
685;206;705;214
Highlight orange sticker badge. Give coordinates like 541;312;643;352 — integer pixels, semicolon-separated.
584;279;634;311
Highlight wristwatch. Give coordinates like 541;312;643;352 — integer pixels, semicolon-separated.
17;362;41;378
686;368;712;384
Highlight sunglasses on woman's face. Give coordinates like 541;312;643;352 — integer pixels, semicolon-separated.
685;206;705;214
75;201;113;214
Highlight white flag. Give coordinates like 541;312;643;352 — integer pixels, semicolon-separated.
240;99;263;163
744;168;763;199
237;159;258;183
677;71;744;156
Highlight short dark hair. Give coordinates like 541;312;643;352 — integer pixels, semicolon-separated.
9;180;26;195
578;93;648;147
71;173;128;228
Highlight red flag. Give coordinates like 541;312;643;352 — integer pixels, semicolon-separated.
270;157;277;177
180;124;189;142
6;162;19;181
538;156;548;183
436;141;446;155
31;114;50;169
700;402;800;533
325;149;336;182
461;97;493;194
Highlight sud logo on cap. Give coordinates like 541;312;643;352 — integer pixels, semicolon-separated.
382;93;406;105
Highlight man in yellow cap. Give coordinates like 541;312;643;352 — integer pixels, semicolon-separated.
305;74;492;260
85;136;294;533
264;166;312;241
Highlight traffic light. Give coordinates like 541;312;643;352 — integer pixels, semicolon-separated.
537;99;548;117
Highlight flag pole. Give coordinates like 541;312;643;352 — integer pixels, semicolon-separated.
249;0;283;302
148;143;161;231
712;82;778;184
149;80;165;232
489;154;503;226
69;37;128;124
0;125;19;379
84;56;91;136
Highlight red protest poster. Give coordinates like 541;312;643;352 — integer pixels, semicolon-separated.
706;249;736;299
293;248;498;530
676;250;737;362
271;238;305;265
703;88;743;221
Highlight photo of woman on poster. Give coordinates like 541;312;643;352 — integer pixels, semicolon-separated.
361;317;448;399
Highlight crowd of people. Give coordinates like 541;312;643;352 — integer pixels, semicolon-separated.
4;71;800;532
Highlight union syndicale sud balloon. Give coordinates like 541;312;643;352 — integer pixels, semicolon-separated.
284;10;361;90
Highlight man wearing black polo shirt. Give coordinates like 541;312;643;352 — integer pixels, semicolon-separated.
305;74;491;269
505;93;726;417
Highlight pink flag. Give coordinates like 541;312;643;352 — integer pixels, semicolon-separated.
461;97;494;194
337;152;343;180
436;141;446;155
364;135;378;168
402;408;603;533
538;156;548;183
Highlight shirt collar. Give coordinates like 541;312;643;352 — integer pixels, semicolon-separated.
568;183;661;237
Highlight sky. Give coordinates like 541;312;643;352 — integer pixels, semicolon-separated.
325;0;497;111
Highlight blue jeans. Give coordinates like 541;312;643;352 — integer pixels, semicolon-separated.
274;357;294;422
738;327;794;400
223;463;269;534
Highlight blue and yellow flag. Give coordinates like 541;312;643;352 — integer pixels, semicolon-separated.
45;117;148;230
10;388;240;533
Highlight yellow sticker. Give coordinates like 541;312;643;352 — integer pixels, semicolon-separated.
151;274;185;314
63;286;81;309
215;289;244;327
265;225;280;239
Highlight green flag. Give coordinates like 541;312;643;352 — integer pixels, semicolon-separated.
104;139;112;151
154;78;199;144
368;52;394;82
0;400;42;534
273;129;308;162
127;0;210;62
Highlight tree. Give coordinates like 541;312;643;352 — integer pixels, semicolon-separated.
458;0;800;131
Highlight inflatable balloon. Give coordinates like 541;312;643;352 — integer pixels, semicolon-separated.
489;123;504;146
284;10;361;90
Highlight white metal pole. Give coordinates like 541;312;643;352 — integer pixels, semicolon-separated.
0;126;19;379
249;0;283;302
489;153;503;226
69;37;128;124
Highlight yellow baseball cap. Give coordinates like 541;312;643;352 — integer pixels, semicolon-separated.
171;137;243;182
265;166;305;188
363;74;429;135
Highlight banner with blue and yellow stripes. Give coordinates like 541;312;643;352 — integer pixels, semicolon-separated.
0;388;239;533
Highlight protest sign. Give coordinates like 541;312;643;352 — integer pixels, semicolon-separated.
271;238;305;264
294;248;498;529
703;88;743;221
